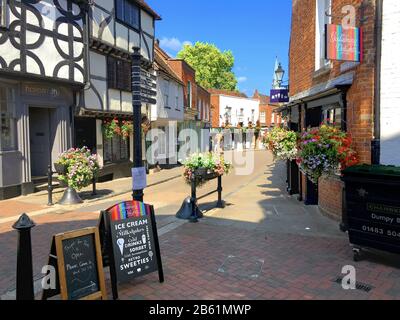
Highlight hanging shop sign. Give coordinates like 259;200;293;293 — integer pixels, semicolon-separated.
98;201;164;299
41;227;107;300
270;89;289;103
325;24;363;62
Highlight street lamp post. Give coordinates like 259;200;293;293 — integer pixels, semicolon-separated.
275;62;285;88
131;47;144;202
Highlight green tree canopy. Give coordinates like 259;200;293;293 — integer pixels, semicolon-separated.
177;42;238;91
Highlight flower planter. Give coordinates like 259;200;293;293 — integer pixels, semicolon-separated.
194;167;208;177
54;163;68;175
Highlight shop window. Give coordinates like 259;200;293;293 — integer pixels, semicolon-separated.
104;134;130;163
306;107;322;128
322;104;342;128
0;86;16;151
107;57;131;92
115;0;140;30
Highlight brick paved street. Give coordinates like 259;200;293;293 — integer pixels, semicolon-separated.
1;150;400;300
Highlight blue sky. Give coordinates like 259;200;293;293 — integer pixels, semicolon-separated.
146;0;292;97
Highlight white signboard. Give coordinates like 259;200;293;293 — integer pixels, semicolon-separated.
132;167;147;190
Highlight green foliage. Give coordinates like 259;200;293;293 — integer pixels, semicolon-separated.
183;153;232;187
177;42;238;91
263;127;298;161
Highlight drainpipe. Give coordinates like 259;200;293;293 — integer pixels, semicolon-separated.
371;0;383;165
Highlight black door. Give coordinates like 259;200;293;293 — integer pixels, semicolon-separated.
75;118;97;153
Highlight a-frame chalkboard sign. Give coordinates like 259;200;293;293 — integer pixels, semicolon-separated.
42;227;107;300
98;201;164;300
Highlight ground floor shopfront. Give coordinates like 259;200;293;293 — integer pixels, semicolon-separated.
0;78;76;200
284;71;374;220
73;112;135;182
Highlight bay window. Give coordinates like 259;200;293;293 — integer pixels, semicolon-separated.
104;133;130;163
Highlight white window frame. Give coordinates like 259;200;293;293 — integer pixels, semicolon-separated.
1;0;7;28
163;79;169;107
315;0;332;71
260;111;266;124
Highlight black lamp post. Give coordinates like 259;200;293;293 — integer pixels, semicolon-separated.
131;47;144;202
275;62;285;88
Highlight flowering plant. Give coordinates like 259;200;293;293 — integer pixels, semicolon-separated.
55;147;99;191
121;120;133;139
103;118;121;139
183;152;232;187
297;125;358;183
263;127;298;161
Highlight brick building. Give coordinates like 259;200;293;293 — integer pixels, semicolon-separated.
284;0;378;219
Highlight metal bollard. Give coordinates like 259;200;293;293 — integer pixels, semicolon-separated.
47;165;53;206
190;177;198;223
13;214;36;300
216;175;225;208
91;176;97;196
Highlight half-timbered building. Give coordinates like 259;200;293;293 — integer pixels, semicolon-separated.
75;0;160;181
0;0;88;199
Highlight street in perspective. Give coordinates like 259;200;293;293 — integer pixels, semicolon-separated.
1;0;400;307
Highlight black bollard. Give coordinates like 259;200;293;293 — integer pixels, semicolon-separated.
216;175;225;208
47;165;53;206
13;214;36;300
190;177;199;223
92;176;97;196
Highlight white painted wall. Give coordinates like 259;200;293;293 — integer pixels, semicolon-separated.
152;75;184;122
380;0;400;166
218;95;260;127
90;3;154;58
0;0;85;83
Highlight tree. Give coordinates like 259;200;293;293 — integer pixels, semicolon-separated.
177;42;238;91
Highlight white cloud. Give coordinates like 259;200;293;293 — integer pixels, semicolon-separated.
237;76;248;83
159;37;193;53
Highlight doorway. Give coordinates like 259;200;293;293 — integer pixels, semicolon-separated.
29;107;55;177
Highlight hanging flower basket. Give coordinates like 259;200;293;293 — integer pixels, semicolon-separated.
263;126;298;161
121;120;133;140
103;118;121;139
296;125;359;184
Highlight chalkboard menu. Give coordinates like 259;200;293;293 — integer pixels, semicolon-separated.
44;228;107;300
99;201;164;299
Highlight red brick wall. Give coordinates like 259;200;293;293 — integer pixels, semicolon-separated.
290;0;377;218
318;176;344;220
211;95;220;128
197;85;211;122
290;0;376;164
168;60;197;111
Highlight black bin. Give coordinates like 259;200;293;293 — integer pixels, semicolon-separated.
341;164;400;261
